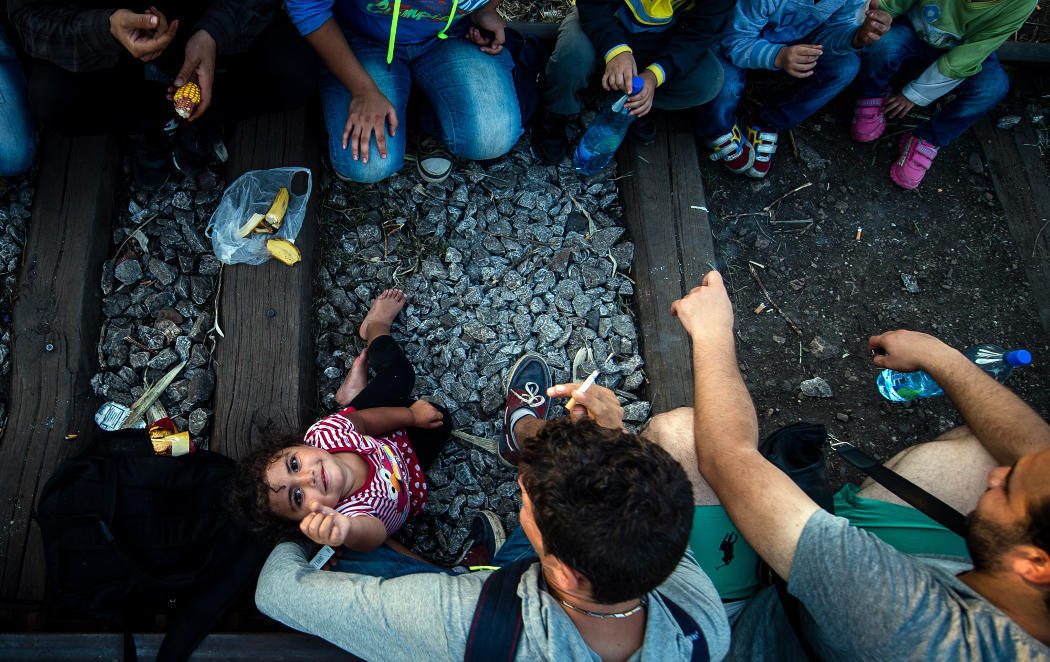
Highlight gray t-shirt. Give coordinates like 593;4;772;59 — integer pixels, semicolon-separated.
256;542;731;661
728;509;1050;661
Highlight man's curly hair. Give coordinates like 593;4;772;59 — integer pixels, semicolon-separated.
230;432;308;542
517;418;694;604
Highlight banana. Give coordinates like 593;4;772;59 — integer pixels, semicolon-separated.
265;187;289;231
237;213;269;238
266;238;301;265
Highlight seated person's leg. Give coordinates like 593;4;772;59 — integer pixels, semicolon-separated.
912;54;1009;148
757;51;860;130
28;58;167;136
835;426;996;558
696;55;754;174
650;48;725;111
852;20;930;142
320;43;409;183
642;407;760;606
412;36;523;161
534;6;598;163
0;27;35;175
542;6;598;118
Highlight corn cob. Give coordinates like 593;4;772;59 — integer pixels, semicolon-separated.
173;82;202;119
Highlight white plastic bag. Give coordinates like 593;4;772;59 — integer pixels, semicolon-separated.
206;167;312;265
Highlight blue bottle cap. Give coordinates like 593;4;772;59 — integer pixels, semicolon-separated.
1005;349;1032;366
630;76;644;95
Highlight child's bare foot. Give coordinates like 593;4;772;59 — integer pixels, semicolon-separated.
336;349;368;407
359;289;407;343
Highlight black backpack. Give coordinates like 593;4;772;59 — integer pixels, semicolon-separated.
35;429;270;662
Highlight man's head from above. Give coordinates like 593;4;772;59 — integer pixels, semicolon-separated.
966;448;1050;587
516;418;694;604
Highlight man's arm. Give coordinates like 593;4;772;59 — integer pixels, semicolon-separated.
194;0;277;57
869;330;1050;465
671;272;819;580
8;0;151;71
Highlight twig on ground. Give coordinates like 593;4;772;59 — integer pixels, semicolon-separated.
763;182;813;213
566;190;598;238
1033;220;1049;258
749;263;802;336
788;129;799;159
485;232;559;247
114;214;158;257
452;429;497;455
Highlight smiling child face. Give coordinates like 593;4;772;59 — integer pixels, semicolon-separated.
265;445;350;521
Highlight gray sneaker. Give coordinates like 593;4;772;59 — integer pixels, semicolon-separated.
414;134;453;183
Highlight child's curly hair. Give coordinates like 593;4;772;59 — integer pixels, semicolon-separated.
230;432;308;542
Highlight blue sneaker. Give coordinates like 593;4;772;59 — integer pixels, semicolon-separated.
498;353;552;467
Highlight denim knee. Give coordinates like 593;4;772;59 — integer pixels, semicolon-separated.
974;64;1010;106
330;144;404;183
445;109;522;160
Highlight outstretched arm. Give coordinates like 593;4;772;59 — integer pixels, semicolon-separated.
869;330;1050;465
672;272;819;580
343;400;444;437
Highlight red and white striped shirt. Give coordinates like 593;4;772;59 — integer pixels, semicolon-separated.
303;410;428;535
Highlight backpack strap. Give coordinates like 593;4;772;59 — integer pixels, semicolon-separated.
828;436;967;537
464;556;537;662
655;591;710;662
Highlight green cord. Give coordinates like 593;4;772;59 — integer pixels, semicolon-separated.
386;0;403;64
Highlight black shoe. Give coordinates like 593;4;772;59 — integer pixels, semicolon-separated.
533;111;569;165
173;121;222;176
131;132;173;191
628;115;657;145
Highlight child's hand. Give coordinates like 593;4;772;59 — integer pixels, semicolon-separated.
623;70;657;117
774;44;822;78
853;0;892;47
300;502;353;547
603;52;638;94
409;399;444;429
344;89;398;164
883;92;915;118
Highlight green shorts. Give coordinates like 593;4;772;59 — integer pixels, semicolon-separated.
832;483;969;558
689;507;761;601
691;484;969;601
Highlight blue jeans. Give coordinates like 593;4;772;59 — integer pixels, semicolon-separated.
697;49;860;136
332;525;536;577
542;7;723;115
321;23;522;183
0;27;35;176
857;21;1009;146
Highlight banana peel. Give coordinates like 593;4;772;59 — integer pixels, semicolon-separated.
236;187;290;238
265;187;289;231
267;238;301;266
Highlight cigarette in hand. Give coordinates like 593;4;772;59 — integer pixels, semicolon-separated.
565;369;599;411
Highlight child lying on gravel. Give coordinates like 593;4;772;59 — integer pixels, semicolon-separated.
233;289;451;550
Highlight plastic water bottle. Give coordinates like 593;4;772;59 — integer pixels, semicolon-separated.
876;344;1032;401
573;76;644;175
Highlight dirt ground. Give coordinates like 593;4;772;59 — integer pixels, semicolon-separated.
698;82;1050;489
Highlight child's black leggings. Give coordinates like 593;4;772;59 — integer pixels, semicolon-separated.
347;335;451;470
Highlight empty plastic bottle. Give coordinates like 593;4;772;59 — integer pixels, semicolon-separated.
573;76;645;175
877;344;1032;401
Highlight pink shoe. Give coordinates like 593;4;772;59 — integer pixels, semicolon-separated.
851;97;886;143
891;134;939;190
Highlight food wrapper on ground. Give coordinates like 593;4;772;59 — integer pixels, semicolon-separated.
206;168;312;265
148;418;195;456
173;82;201;119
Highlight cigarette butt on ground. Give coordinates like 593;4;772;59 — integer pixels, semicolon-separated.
855;227;862;241
754;302;767;314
